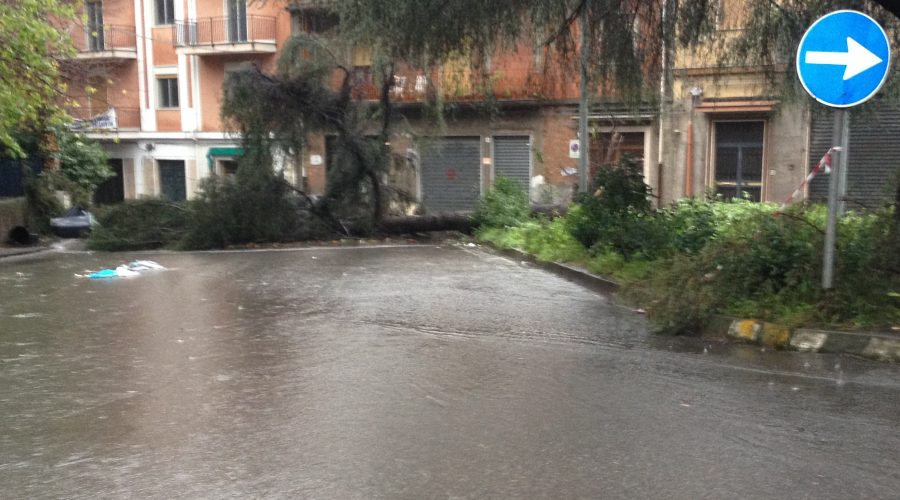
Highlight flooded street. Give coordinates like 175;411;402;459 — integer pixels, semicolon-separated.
1;245;899;499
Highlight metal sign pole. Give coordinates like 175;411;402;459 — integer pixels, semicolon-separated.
822;108;844;290
837;109;850;216
795;10;890;290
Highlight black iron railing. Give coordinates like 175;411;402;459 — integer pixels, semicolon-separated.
173;16;276;48
72;24;137;53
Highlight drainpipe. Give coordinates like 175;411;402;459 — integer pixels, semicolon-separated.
684;121;693;198
685;86;703;198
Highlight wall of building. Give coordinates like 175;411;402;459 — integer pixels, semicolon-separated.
73;1;825;210
663;68;810;205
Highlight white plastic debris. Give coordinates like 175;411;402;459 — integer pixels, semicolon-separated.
84;260;167;280
115;266;140;278
128;260;167;271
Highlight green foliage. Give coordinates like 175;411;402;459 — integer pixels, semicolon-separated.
632;204;900;333
88;166;333;251
22;173;63;235
476;217;587;263
479;185;897;332
88;200;187;251
0;0;77;156
659;198;718;255
221;35;397;228
51;128;112;205
476;177;530;228
586;251;659;283
336;1;717;103
180;168;318;250
565;156;664;259
727;1;900;104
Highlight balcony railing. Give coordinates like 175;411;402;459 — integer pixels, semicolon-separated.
173;16;276;54
68;107;141;131
67;24;137;60
351;69;548;103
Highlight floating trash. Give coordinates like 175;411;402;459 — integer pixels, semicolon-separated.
79;261;168;280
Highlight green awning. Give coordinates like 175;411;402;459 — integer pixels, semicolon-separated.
207;147;244;170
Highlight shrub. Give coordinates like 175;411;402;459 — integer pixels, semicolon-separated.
476;176;530;228
23;173;63;235
476;217;587;263
660;198;718;255
565;156;661;259
52;128;112;205
632;204;899;332
180;172;311;250
88;199;187;251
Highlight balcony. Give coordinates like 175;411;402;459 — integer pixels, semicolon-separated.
67;24;137;61
351;69;547;104
173;16;277;56
68;107;141;132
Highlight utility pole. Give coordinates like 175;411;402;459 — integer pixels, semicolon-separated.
577;6;590;193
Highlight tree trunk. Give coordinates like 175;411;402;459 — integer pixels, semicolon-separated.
377;213;474;234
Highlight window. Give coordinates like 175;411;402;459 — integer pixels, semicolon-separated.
217;159;239;177
157;78;179;108
590;131;645;178
713;121;764;201
227;0;248;42
156;0;175;25
86;1;104;51
291;8;339;34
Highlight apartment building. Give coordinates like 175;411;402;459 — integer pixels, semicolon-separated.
65;1;893;213
64;0;290;204
62;0;627;212
59;1;706;212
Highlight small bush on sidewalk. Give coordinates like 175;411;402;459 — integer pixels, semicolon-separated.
181;170;311;250
565;156;662;259
476;176;530;229
474;156;898;333
631;204;900;332
88;199;187;251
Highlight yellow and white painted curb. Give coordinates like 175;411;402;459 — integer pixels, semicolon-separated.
726;320;900;363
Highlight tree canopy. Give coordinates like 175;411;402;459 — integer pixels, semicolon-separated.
0;0;78;157
330;0;719;102
728;0;900;104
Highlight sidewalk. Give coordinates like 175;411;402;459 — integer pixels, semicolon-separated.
0;244;51;260
482;242;900;363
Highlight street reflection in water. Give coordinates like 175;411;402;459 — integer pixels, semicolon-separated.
1;246;899;499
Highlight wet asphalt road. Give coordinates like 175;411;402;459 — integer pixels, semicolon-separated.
0;244;898;499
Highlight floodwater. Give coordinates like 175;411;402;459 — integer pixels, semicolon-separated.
0;245;898;499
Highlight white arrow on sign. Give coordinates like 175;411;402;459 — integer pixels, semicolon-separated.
805;36;883;80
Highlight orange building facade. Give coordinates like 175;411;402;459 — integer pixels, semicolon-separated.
61;0;625;210
64;1;809;212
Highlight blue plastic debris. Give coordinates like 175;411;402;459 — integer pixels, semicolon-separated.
84;261;166;280
89;269;118;280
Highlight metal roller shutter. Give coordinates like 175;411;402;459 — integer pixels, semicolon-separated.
809;107;900;207
419;137;481;213
492;136;531;195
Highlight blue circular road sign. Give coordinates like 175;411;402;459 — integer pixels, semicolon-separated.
796;10;891;108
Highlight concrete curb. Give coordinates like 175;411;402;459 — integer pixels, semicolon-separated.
724;319;900;362
479;242;899;363
488;245;620;296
